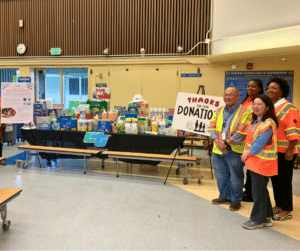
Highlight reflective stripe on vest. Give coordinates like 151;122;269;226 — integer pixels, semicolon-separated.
212;105;250;154
247;119;277;160
276;103;298;120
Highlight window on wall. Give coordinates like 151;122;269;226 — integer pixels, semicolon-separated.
45;68;61;105
69;78;80;95
40;68;88;109
63;68;88;109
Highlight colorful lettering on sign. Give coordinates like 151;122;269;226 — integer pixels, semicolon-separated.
187;97;220;107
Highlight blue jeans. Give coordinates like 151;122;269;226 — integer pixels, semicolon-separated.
212;148;244;203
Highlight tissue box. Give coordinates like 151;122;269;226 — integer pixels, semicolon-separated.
59;116;72;130
36;116;51;124
33;103;45;110
52;104;64;110
114;106;127;116
92;87;111;100
38;123;51;130
69;101;87;113
98;120;112;133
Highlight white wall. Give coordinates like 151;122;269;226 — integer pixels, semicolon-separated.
212;0;300;39
211;0;300;55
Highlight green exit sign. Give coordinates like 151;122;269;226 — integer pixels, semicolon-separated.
50;48;62;55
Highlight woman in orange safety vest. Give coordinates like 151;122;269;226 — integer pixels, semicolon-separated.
241;94;278;230
266;77;300;221
241;79;264;202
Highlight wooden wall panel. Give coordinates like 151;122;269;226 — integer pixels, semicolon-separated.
0;0;211;57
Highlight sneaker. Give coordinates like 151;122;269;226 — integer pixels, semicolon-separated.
212;198;231;204
264;218;273;227
242;220;264;230
229;202;241;211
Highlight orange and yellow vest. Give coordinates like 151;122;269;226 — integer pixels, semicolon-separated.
275;99;300;154
241;97;253;113
209;104;252;155
245;118;278;177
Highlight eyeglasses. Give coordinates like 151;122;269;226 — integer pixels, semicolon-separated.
223;94;236;97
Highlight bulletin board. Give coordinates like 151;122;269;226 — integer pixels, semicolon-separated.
225;71;294;103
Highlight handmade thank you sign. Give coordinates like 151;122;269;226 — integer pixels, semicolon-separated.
172;92;225;136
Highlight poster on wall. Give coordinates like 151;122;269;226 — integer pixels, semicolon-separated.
172;92;225;136
1;82;34;124
225;71;294;103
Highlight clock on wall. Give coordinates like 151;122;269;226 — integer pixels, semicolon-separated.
16;43;27;55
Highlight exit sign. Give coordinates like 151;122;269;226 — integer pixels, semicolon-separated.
50;48;62;55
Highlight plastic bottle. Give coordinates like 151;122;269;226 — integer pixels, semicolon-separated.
93;114;99;132
156;108;163;122
151;121;158;133
158;120;166;135
51;118;57;130
163;108;168;120
154;108;158;117
150;108;154;120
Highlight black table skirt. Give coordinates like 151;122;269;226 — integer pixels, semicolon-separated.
21;129;185;166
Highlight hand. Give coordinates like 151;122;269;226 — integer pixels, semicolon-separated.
241;150;252;163
221;148;228;154
285;149;294;161
214;139;227;151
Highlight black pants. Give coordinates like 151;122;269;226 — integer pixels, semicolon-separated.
270;152;295;212
0;142;2;157
243;169;253;199
250;171;273;223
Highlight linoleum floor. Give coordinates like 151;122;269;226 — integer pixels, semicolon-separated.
1;141;300;250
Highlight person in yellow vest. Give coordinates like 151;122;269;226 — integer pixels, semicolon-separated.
241;94;278;229
241;79;264;202
266;77;300;221
209;87;252;211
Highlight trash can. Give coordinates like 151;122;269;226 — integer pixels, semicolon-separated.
3;124;16;145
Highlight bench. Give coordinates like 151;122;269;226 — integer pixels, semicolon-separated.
0;188;22;230
102;150;197;185
18;145;101;174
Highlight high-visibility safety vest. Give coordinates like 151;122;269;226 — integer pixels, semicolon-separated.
275;99;300;154
245;119;278;177
209;104;252;155
241;98;253;113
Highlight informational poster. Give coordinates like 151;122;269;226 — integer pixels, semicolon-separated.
225;71;294;103
1;82;34;124
172;92;225;136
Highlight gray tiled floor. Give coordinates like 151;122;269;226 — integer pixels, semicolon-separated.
1;141;300;250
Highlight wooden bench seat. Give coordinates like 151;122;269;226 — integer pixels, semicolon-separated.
18;145;100;174
102;150;197;185
0;188;22;231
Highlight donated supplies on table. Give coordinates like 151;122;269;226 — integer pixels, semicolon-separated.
32;91;179;136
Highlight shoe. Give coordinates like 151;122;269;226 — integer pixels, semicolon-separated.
264;218;273;227
212;198;231;204
229;202;241;211
242;220;264;230
0;160;7;165
272;207;282;214
272;214;292;221
242;194;253;202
